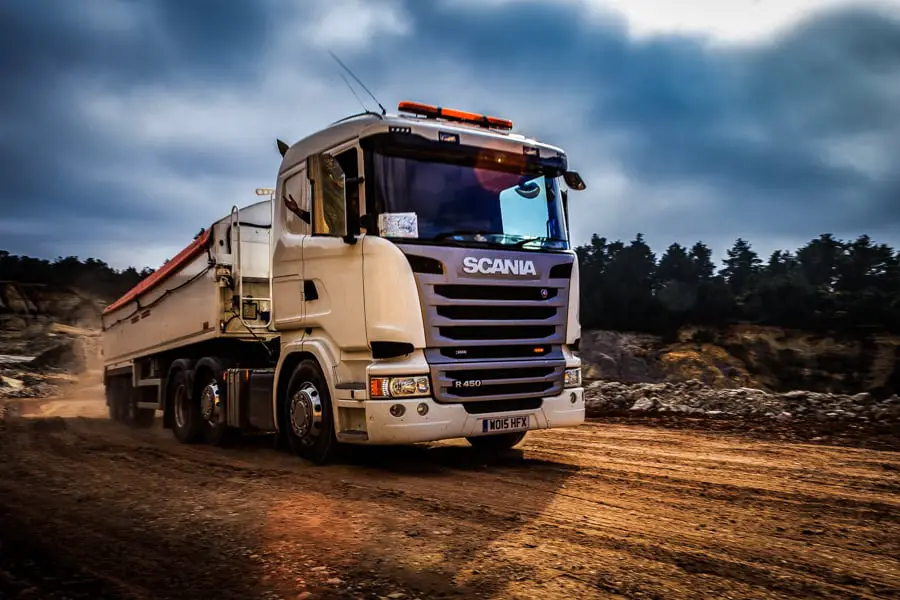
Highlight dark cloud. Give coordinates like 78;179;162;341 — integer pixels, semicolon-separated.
2;0;899;269
387;2;900;243
0;0;275;249
0;0;271;87
320;0;900;256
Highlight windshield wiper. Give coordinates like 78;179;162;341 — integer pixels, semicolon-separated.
509;236;551;247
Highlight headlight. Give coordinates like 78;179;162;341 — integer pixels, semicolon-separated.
369;375;431;399
564;368;582;388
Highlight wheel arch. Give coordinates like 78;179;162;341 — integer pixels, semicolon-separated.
274;340;338;435
191;356;228;396
274;351;315;435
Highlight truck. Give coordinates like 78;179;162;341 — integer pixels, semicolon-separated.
100;100;587;464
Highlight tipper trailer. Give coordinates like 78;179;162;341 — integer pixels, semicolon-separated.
101;100;587;463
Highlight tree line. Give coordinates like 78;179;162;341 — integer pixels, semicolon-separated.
575;233;900;335
0;250;154;302
3;231;900;335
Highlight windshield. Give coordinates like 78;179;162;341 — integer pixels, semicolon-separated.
362;133;569;250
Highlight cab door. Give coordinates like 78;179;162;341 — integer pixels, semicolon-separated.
301;145;367;351
272;164;309;330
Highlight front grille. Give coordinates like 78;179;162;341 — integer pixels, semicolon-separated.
424;281;568;348
438;345;552;360
449;367;556;380
400;245;575;404
439;325;556;341
449;382;553;398
432;361;565;403
434;284;559;301
436;305;557;321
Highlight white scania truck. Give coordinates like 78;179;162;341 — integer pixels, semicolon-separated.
101;100;587;464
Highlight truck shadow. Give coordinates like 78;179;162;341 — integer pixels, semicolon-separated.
340;439;582;475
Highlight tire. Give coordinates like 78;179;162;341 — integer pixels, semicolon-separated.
169;369;204;444
466;431;527;454
282;359;340;465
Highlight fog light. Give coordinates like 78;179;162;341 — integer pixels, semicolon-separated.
417;402;429;416
570;392;577;404
389;404;406;418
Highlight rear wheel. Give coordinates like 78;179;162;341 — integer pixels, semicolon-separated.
170;369;203;443
282;359;339;465
466;431;527;454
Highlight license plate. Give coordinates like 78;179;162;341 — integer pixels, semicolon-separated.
480;415;530;434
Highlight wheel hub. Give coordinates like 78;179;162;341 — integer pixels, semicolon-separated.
200;380;222;422
289;382;323;444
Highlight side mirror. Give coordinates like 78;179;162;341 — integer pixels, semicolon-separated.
563;170;586;191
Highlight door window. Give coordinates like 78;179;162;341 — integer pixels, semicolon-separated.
309;148;359;237
282;169;310;235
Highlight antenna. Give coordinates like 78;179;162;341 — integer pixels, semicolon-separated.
327;50;387;116
338;72;369;113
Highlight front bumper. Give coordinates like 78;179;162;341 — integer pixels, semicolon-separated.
346;387;585;445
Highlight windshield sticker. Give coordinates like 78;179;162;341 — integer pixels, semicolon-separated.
379;212;419;238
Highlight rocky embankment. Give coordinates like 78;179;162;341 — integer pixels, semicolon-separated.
1;282;102;405
585;379;900;427
0;329;96;412
577;327;900;396
576;327;900;441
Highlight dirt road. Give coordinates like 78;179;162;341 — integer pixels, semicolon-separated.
2;387;899;600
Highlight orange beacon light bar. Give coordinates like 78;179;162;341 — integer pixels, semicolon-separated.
397;101;513;131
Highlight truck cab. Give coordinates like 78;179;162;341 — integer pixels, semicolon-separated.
266;101;586;462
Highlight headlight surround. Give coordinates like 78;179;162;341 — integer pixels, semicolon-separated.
564;367;582;388
369;375;431;399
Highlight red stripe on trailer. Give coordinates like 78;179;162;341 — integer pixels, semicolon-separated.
103;229;212;315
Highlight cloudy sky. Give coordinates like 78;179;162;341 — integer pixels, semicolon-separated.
2;0;899;271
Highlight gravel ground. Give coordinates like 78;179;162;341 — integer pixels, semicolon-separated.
1;384;898;599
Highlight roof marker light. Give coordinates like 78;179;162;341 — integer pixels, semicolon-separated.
397;101;513;131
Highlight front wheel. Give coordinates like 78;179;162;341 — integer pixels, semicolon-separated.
466;431;527;454
283;359;340;465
